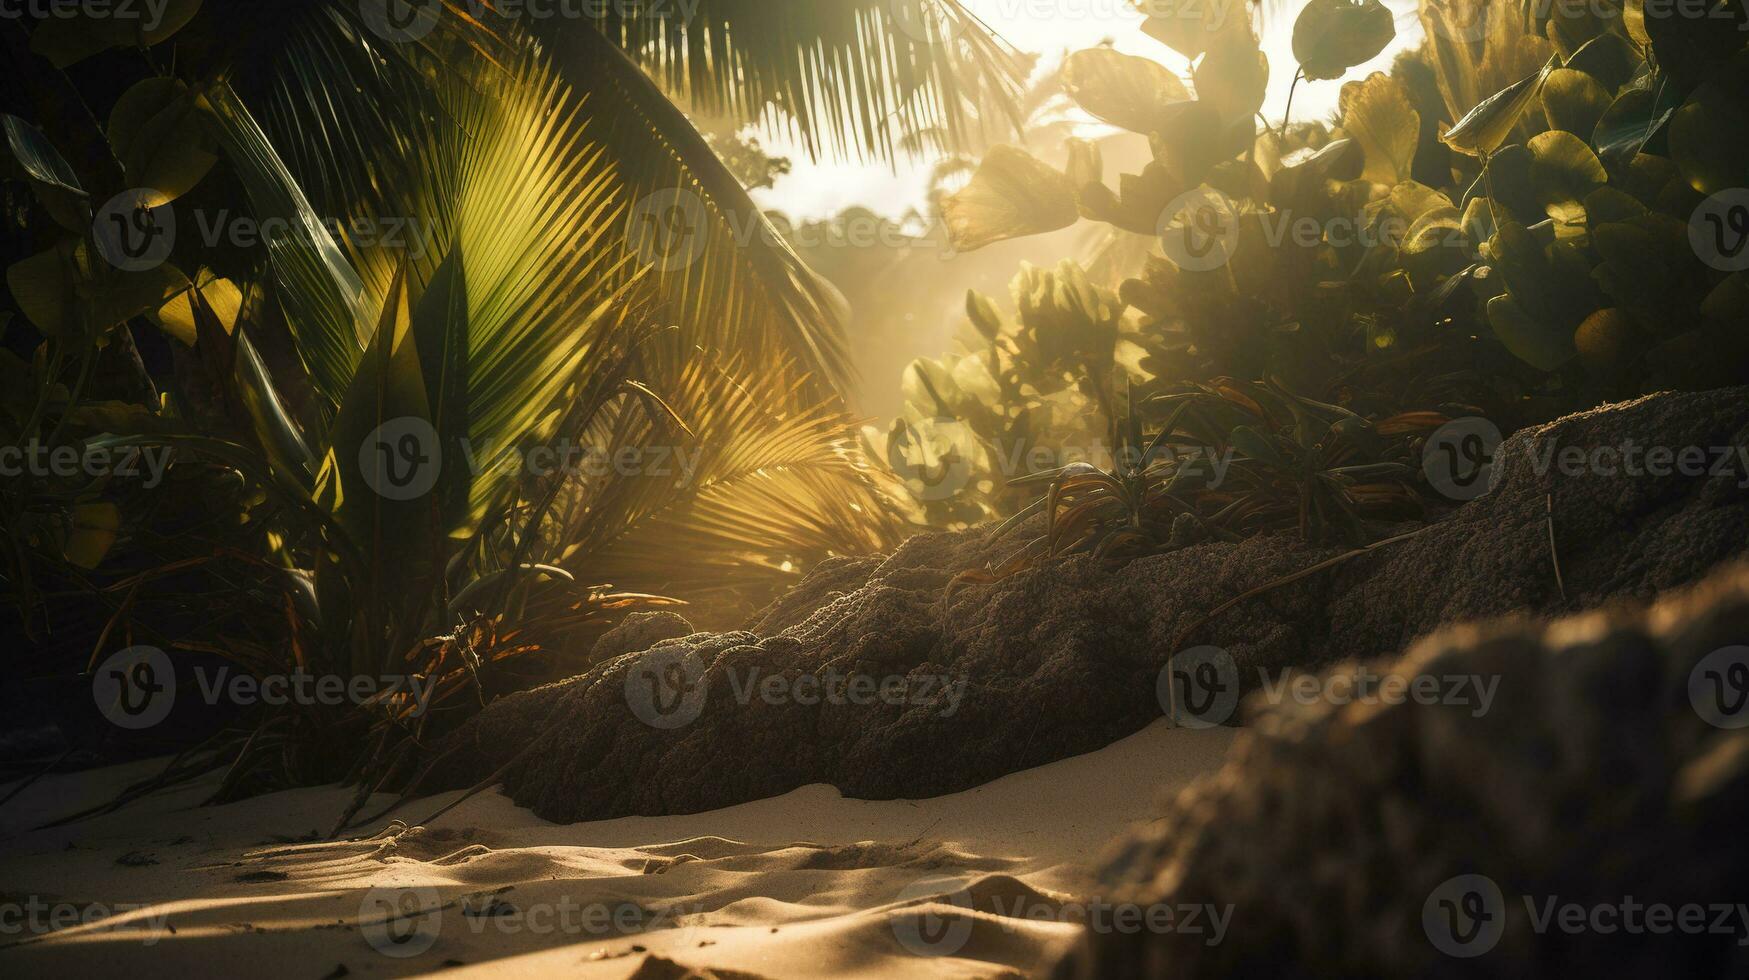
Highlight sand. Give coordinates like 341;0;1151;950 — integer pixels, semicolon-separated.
0;722;1234;978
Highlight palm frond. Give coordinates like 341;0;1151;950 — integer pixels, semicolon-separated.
550;342;904;619
215;32;643;538
204;83;370;413
580;0;1030;161
549;26;858;400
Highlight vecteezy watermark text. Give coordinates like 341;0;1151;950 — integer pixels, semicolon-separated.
1424;874;1749;957
359;885;700;959
0;0;173;28
359;418;705;501
1158;647;1501;728
623;646;967;729
0;897;170;944
0;441;172;488
92;645;435;730
890;874;1233;958
1423;416;1749;502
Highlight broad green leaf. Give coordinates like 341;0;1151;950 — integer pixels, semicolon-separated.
1540;68;1611;141
1583;186;1646;233
7;242;185;339
6;245;78;339
943;146;1080;251
1574;308;1638;378
1564;32;1640;92
108;79;218;206
1062;48;1189;135
1150;100;1232;186
29;0;202;67
61;501;121;569
1488;293;1576;370
1670;78;1749;195
1269;138;1364;211
1194;29;1269;126
1400;205;1467;290
1064;138;1103;195
152;269;241;346
1529;130;1606;225
1623;0;1650;48
1137;0;1236;59
1390;181;1455;226
1492;220;1559;317
1292;0;1395;82
1339;72;1420;185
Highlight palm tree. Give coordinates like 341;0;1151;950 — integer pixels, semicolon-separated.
0;1;1025;792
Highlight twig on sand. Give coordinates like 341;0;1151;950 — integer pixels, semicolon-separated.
0;748;73;811
1171;527;1431;650
345;698;573;834
1547;492;1567;602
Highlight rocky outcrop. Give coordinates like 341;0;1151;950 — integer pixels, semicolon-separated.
432;388;1749;823
1069;562;1749;977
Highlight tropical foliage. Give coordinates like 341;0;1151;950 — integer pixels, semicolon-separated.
0;0;1023;797
880;0;1749;560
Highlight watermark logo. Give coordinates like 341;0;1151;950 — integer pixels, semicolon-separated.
627;188;708;273
92;188;175;272
1425;874;1749;957
1257;664;1500;717
360;416;441;501
93;645;176;730
1423;874;1505;957
1157;186;1241;273
1134;0;1244;36
624;644;708;729
1691;189;1749;273
890;874;976;957
0;897;171;943
1158;645;1239;729
1690;646;1749;729
91;648;436;729
1423;417;1502;501
887;416;978;502
1;0;177;29
359;0;442;43
94;196;436;271
623;652;966;729
355;420;709;500
887;876;1234;957
0;441;172;488
360;885;443;958
1514;438;1749;488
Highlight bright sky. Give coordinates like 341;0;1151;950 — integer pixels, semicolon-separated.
751;0;1423;220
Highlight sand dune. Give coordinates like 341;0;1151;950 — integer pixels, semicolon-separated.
0;721;1233;978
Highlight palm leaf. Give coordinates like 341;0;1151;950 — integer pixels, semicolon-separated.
551;343;903;619
578;0;1028;160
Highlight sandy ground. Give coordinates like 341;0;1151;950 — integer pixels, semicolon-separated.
0;721;1233;978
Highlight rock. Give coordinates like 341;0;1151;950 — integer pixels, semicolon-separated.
431;388;1749;823
1070;561;1749;977
590;612;698;664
